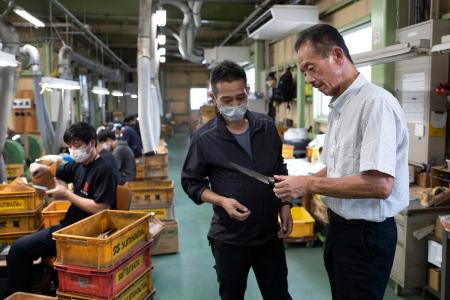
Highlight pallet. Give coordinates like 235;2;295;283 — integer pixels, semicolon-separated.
283;235;317;247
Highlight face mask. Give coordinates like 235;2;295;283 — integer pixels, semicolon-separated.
69;144;92;163
102;143;112;151
219;101;248;122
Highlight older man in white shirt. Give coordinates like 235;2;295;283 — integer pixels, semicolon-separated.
274;24;409;300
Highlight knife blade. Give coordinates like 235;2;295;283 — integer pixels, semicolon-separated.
228;162;276;186
32;184;48;191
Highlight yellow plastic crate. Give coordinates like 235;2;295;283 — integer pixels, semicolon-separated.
42;200;71;228
128;180;174;206
0;204;43;234
282;144;295;159
57;267;155;300
131;205;175;221
0;185;43;213
289;207;315;238
52;210;151;270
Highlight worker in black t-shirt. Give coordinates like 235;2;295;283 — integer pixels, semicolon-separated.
3;122;118;297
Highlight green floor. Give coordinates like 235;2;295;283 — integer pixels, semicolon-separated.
152;133;422;300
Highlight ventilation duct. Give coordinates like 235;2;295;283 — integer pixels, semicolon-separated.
246;5;318;40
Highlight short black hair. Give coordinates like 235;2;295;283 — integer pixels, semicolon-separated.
63;122;97;146
294;24;353;63
97;129;116;142
210;60;247;94
124;114;137;123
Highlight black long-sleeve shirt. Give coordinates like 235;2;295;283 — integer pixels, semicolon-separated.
182;111;288;246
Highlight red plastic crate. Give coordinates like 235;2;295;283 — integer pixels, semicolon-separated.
55;241;152;299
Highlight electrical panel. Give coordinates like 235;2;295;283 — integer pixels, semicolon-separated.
395;19;450;166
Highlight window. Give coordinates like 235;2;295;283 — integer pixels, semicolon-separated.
245;67;255;93
313;23;372;119
190;88;208;110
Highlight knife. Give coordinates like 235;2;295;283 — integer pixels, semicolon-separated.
228;162;276;186
32;184;48;191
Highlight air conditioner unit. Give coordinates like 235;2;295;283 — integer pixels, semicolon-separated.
204;47;250;66
246;5;318;40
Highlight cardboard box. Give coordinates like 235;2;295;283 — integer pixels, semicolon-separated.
428;240;442;268
428;267;441;292
435;216;444;240
151;220;179;255
417;172;431;187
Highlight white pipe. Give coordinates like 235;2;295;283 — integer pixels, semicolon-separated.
0;18;19;181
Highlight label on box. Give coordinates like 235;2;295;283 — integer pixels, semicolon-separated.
117;272;150;300
134;208;168;219
428;240;442;268
112;225;146;260
0;199;25;210
115;254;145;285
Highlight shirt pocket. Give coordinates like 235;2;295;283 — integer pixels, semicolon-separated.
334;144;355;176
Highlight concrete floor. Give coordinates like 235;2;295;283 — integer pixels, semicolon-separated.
152;133;422;300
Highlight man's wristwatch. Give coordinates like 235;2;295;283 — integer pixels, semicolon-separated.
281;201;293;208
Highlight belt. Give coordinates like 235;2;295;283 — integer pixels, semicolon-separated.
327;209;366;224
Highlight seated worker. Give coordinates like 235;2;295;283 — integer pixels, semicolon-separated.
124;114;141;139
121;120;143;158
3;122;117;297
98;129;136;184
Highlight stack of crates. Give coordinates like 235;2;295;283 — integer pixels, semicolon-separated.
0;185;44;252
52;210;156;299
135;140;169;181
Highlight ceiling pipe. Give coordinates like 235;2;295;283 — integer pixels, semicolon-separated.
19;44;56;154
49;0;134;73
0;18;19;182
70;52;123;82
220;0;274;46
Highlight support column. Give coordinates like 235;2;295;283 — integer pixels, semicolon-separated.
254;40;264;93
371;0;409;92
296;67;305;128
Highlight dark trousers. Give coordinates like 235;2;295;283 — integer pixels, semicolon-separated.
324;210;397;300
3;224;64;297
209;237;292;300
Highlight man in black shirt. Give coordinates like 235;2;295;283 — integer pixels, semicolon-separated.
182;61;293;300
4;122;117;296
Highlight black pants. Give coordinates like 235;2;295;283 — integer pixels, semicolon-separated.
3;224;64;297
324;210;397;300
209;237;292;300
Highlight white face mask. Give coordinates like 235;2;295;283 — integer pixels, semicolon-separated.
69;144;92;163
219;101;248;122
101;143;112;151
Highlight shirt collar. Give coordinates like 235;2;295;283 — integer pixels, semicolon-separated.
328;73;367;114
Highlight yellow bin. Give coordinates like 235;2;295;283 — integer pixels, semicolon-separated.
42;200;71;228
52;210;151;270
289;207;315;238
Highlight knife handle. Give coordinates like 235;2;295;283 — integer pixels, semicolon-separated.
268;177;276;186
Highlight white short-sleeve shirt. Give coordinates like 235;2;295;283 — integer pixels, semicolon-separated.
321;74;409;222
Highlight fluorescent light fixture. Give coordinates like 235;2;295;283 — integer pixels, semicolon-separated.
0;50;18;67
92;86;110;95
13;7;45;28
157;47;166;56
155;9;166;27
131;94;138;99
112;90;124;97
40;77;80;90
159;56;166;63
352;40;430;67
157;34;166;45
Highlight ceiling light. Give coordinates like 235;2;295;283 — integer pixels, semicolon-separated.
40;77;80;91
157;47;166;56
92;86;110;95
0;50;18;67
157;34;166;46
159;56;166;63
13;7;45;28
112;90;124;97
131;94;138;99
155;9;166;27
